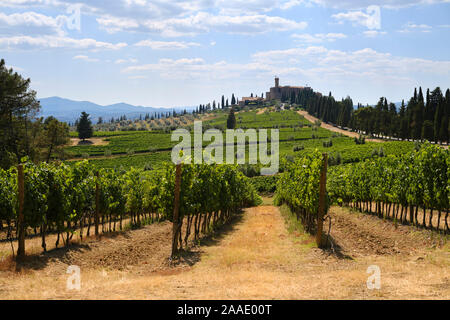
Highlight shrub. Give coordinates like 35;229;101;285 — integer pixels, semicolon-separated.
143;163;153;171
354;135;365;145
328;152;342;166
293;145;304;152
322;140;333;148
371;147;385;157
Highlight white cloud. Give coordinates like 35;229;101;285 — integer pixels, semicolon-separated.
309;0;449;9
134;40;200;49
0;11;66;36
115;58;138;64
291;33;347;43
0;0;56;7
120;46;450;92
363;30;387;37
73;55;99;62
332;6;381;30
251;46;450;79
279;0;305;9
0;35;127;50
128;75;148;80
398;22;432;33
98;12;308;37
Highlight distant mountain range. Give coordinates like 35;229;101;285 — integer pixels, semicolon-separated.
38;96;196;123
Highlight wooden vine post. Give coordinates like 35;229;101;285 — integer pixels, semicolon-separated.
17;164;25;258
95;171;100;237
171;162;182;257
316;153;328;248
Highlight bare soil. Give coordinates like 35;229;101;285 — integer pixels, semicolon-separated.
327;206;443;257
0;204;448;299
70;138;109;146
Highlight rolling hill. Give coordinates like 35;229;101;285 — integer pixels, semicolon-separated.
38;96;195;123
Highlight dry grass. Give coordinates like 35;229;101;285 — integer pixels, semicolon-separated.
0;204;449;300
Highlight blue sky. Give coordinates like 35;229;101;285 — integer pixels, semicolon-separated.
0;0;449;108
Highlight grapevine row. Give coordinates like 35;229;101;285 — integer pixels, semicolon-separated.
0;160;261;254
274;149;329;233
327;143;449;232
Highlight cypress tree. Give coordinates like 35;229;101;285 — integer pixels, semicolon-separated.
421;120;434;141
77;111;93;141
227;107;236;129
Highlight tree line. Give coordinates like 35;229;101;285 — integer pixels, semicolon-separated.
291;85;450;144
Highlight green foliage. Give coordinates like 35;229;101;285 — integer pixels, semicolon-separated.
227;107;237;129
0;59;41;169
328;143;449;217
0;160;261;242
293;144;304;152
371;147;385;157
77;112;94;140
354;135;365;145
249;175;278;194
322;140;333;148
275;150;328;232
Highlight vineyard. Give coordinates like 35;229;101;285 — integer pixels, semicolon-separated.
274;150;329;244
328;143;449;232
0;159;261;257
64;109;416;171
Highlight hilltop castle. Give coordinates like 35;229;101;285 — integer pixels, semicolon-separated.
265;77;310;101
239;77;313;107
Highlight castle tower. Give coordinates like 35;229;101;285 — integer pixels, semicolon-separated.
275;77;279;88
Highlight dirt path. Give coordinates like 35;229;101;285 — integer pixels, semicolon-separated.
0;204;448;299
297;110;384;143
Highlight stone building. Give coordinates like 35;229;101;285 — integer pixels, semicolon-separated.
238;96;264;107
265;77;310;101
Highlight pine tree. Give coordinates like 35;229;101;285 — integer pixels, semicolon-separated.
231;94;236;105
77;112;93;141
221;95;225;109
